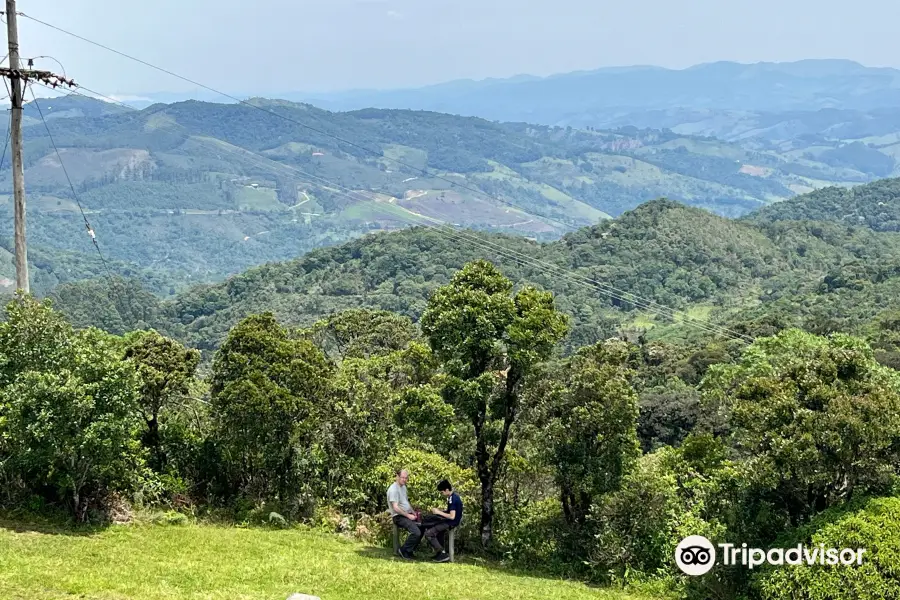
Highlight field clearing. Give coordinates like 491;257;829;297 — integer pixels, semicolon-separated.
0;519;663;600
235;186;283;211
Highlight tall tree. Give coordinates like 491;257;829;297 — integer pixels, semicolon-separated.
124;330;201;471
421;260;569;549
539;339;642;528
210;312;332;502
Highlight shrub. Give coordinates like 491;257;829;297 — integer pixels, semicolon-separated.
755;496;900;600
587;446;727;585
0;299;143;521
495;498;572;574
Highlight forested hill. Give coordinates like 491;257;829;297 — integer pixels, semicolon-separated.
0;94;888;294
747;177;900;231
50;186;900;359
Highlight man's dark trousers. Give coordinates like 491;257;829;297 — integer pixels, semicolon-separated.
421;514;452;552
393;515;422;554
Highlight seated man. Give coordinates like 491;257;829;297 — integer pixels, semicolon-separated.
421;479;463;563
387;468;421;559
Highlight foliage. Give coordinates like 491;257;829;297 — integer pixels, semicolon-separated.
314;353;402;512
307;308;421;361
754;496;900;600
703;329;900;526
209;312;332;504
0;296;142;521
585;444;729;585
536;339;642;527
421;260;569;549
638;380;705;451
124;330;201;471
494;498;573;573
48;189;900;358
749;177;900;232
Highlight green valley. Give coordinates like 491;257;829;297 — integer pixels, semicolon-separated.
0;94;888;296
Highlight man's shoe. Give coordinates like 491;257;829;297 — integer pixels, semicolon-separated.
399;550;414;560
433;551;450;563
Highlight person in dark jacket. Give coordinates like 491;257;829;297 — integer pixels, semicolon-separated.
421;479;463;562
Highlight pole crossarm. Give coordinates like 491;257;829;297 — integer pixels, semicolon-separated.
0;67;75;88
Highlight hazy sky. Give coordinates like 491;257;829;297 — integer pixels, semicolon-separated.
13;0;900;99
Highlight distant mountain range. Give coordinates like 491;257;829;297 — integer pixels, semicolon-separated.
77;60;900;146
291;60;900;121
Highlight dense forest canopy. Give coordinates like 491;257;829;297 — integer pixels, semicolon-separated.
42;178;900;366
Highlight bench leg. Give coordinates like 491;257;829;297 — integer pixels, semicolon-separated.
449;528;455;562
392;524;399;555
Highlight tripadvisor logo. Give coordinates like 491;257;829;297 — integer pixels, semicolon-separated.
675;535;866;576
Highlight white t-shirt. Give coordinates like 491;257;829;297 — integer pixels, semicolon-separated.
387;482;412;517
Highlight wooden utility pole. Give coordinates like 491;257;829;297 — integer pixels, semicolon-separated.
6;0;27;292
1;0;75;294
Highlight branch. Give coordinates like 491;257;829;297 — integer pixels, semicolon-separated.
489;368;522;481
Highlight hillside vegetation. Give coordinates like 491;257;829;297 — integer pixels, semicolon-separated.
45;179;900;362
748;177;900;231
0;93;886;294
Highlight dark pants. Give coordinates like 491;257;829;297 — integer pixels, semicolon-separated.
423;517;452;552
393;515;422;554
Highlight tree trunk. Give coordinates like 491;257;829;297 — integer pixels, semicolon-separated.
561;490;574;526
480;477;494;550
146;414;162;471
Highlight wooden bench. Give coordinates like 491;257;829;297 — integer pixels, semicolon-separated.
392;522;456;562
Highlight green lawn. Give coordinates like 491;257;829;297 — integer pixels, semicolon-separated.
0;518;664;600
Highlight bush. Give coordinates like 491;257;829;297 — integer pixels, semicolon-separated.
755;496;900;600
0;298;143;521
495;498;572;574
587;446;727;585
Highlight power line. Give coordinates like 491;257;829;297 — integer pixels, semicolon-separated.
31;83;753;343
17;11;584;234
28;88;131;313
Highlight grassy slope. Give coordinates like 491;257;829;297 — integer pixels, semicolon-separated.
0;520;661;600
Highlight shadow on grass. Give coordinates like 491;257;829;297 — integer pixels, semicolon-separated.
356;544;582;578
0;511;107;537
355;546;400;562
355;545;467;564
354;543;656;596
